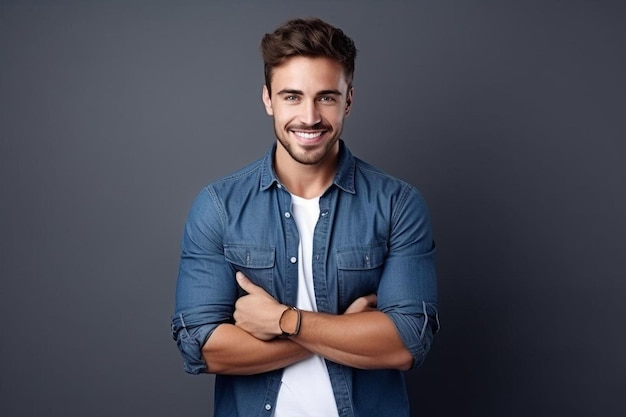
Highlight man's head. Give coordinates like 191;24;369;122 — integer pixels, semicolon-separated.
261;17;357;96
260;18;357;170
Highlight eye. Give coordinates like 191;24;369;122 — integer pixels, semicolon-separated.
285;95;299;101
318;96;336;103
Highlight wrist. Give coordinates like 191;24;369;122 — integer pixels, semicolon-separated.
279;306;301;337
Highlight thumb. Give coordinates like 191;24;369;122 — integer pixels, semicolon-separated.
236;271;259;293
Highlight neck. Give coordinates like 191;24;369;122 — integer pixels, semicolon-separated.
274;145;338;199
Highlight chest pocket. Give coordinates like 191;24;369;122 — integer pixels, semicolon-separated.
336;242;387;310
224;244;275;294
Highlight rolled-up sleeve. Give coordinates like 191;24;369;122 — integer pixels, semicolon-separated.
171;187;238;374
377;185;439;368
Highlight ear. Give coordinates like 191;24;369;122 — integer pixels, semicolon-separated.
262;85;273;116
345;86;354;116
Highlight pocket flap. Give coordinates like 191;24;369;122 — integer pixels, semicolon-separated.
336;242;387;270
224;244;275;269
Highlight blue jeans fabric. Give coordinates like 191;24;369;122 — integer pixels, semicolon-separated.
172;141;439;417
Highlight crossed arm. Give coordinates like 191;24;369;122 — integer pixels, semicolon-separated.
202;272;413;375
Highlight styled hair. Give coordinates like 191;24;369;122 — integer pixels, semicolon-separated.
261;17;357;94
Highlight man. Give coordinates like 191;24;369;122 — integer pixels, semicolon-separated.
172;17;439;417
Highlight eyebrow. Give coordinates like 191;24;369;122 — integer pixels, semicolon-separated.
276;89;343;96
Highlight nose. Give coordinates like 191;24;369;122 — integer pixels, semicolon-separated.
298;100;321;126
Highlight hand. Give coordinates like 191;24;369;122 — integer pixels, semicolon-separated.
344;294;377;314
233;272;287;341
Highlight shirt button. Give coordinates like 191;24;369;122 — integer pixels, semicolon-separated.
290;257;297;264
265;404;272;411
284;212;291;218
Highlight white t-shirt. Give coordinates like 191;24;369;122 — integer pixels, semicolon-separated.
273;194;339;417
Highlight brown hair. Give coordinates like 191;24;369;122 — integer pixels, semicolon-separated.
261;17;357;94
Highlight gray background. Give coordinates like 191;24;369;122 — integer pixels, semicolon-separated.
1;1;625;416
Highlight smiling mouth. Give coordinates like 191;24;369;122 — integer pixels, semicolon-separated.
292;131;324;139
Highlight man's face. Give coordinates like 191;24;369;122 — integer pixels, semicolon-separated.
262;56;353;167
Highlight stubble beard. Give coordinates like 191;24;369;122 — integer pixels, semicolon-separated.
274;121;342;166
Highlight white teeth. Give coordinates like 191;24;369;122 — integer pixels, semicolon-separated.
294;131;322;139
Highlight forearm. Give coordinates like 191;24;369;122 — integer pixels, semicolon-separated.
289;310;413;370
202;323;312;375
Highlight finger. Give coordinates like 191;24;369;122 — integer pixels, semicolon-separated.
344;293;377;314
362;294;377;307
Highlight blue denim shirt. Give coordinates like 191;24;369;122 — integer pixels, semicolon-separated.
172;141;438;417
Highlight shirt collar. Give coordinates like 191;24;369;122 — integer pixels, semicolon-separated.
259;139;356;194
